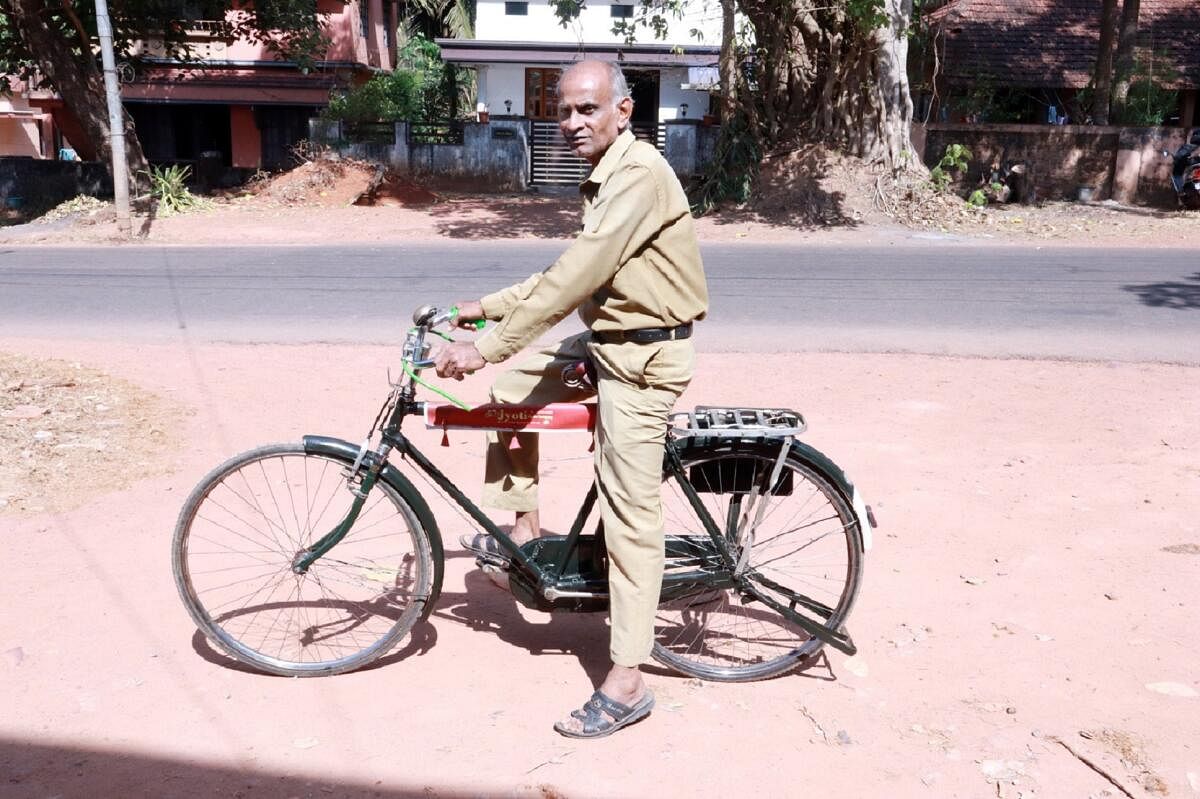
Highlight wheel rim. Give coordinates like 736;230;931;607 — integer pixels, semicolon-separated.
655;447;859;678
177;451;429;672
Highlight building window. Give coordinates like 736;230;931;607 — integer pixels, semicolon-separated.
505;1;528;14
359;0;369;38
610;3;633;17
525;68;561;120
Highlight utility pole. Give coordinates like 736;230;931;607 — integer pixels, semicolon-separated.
94;0;131;236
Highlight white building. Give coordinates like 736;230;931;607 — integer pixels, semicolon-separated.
437;0;721;182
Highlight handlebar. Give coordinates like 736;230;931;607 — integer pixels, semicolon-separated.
403;302;487;369
411;304;485;332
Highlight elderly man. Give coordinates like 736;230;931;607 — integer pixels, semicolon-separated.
434;60;707;738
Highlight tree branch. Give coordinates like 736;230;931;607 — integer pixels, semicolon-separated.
58;0;95;67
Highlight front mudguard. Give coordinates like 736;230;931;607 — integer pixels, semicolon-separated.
302;435;444;619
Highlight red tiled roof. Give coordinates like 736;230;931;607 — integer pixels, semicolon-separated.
928;0;1200;88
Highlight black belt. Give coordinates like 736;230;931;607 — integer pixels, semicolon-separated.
594;322;693;344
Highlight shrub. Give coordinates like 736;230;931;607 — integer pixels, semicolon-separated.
145;165;203;215
929;143;971;192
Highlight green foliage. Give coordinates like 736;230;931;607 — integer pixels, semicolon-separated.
397;34;464;119
953;80;1032;123
966;188;988;207
0;0;332;90
845;0;889;31
1119;71;1178;126
399;0;474;39
549;0;584;28
929;143;970;192
324;71;421;123
689;111;761;215
322;35;467;123
144;165;204;215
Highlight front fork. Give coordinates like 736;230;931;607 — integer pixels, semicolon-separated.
291;425;401;574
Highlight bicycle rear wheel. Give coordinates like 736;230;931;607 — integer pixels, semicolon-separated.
653;438;863;681
172;443;435;676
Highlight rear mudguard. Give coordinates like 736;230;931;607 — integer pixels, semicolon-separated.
681;436;874;553
302;435;445;619
790;439;875;552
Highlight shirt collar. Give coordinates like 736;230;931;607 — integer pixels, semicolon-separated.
581;128;636;188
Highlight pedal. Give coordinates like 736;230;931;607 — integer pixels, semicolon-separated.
474;552;511;570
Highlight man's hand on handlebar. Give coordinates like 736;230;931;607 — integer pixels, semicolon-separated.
452;300;485;329
435;341;486;381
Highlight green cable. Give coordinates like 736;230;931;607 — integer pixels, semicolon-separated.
403;360;472;410
400;308;486;410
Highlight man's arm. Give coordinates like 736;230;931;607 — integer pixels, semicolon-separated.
473;164;662;364
479;273;544;321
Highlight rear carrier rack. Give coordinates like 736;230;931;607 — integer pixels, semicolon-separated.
669;406;806;439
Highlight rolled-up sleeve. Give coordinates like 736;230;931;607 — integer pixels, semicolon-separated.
479;272;543;320
474;164;663;363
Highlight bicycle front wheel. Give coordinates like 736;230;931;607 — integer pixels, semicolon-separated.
172;443;435;676
653;438;863;682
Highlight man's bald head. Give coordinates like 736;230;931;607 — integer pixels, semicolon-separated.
559;60;630;110
556;60;635;165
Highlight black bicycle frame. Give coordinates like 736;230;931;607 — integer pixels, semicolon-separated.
298;397;857;655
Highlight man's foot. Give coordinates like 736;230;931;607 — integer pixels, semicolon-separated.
553;690;655;739
458;532;506;558
480;562;510;591
459;509;541;557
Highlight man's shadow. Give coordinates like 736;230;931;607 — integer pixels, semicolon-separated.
430;559;613;685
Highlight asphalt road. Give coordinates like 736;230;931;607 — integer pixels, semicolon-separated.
1;242;1197;363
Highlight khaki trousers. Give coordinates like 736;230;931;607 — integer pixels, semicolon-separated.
484;331;694;666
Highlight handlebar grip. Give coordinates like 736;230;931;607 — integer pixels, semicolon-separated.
449;305;486;331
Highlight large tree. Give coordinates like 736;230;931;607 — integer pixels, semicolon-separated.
736;0;914;169
1109;0;1140;122
592;0;917;207
1091;0;1119;125
0;0;334;179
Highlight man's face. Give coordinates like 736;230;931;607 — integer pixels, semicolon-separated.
557;65;633;165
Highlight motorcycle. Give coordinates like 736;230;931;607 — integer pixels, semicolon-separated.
1164;129;1200;210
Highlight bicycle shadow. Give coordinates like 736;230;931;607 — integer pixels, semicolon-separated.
186;562;609;684
187;546;845;686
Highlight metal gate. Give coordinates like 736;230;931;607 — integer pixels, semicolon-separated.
531;121;667;185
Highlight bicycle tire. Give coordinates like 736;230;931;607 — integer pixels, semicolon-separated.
652;438;864;682
172;443;435;677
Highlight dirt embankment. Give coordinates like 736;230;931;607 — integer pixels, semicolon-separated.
3;151;1200;247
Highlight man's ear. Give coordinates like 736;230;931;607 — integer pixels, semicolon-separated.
617;96;633;127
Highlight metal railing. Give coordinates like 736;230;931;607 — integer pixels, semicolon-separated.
531;121;666;185
343;121;396;145
408;121;465;146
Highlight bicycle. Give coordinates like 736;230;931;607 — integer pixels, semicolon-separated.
172;304;875;682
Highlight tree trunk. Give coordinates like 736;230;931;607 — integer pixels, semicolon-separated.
738;0;915;172
717;0;737;121
1111;0;1141;122
6;0;148;184
1091;0;1119;125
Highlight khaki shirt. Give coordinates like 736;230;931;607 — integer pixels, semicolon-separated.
474;128;708;364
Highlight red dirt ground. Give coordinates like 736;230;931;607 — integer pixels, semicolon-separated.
1;336;1197;798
